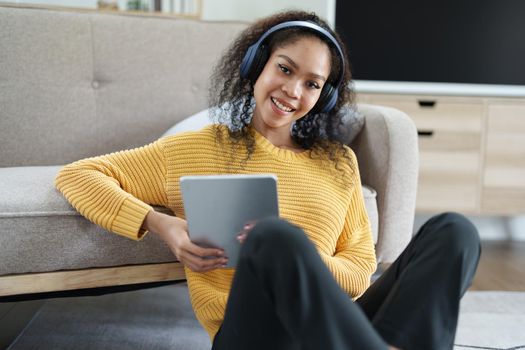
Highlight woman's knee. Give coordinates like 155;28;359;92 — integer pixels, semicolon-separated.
426;212;481;257
245;217;311;254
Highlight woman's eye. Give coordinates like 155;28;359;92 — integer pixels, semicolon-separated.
307;81;321;89
278;64;290;74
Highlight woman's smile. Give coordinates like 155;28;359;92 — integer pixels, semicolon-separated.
271;97;296;113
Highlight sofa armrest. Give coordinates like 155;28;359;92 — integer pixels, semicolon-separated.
351;104;419;263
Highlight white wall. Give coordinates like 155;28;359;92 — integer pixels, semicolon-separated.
201;0;336;28
2;0;337;25
4;0;148;10
4;0;98;8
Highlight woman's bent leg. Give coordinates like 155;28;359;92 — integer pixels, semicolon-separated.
357;212;481;350
212;217;388;350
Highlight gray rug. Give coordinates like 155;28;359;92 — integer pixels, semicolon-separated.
454;291;525;350
9;283;211;350
9;286;525;350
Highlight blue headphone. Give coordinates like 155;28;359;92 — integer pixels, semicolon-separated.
240;20;345;114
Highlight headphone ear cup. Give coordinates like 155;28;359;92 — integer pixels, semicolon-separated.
240;44;257;80
323;88;338;113
246;45;269;83
314;84;338;113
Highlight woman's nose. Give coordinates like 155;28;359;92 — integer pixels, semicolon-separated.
282;79;300;98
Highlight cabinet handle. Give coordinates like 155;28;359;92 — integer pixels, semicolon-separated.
418;100;436;108
418;130;434;137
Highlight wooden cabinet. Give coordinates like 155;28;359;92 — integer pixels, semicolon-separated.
483;102;525;214
358;93;525;215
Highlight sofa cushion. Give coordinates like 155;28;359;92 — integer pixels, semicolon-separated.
162;109;214;136
0;164;376;276
0;166;175;275
0;166;377;275
0;7;247;167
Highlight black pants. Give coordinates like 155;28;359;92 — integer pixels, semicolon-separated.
212;213;481;350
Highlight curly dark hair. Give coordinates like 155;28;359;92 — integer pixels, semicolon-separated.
208;10;357;180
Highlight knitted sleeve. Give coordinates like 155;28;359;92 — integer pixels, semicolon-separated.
54;140;168;240
319;162;377;299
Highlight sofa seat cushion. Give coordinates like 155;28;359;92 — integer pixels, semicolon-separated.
0;166;175;275
0;165;378;276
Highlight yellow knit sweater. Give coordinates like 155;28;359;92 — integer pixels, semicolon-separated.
55;124;377;340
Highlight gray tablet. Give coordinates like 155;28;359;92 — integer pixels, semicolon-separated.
180;174;279;268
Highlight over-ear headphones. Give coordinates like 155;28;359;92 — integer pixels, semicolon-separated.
240;20;345;114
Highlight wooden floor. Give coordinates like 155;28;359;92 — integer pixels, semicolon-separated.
470;240;525;291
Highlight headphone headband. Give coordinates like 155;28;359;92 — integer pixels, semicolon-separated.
252;21;344;85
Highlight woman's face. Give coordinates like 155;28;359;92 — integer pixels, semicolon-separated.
252;36;331;134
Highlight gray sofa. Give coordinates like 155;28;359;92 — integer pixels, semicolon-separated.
0;4;418;303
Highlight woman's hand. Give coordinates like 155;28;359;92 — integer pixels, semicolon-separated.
236;221;257;244
143;210;228;272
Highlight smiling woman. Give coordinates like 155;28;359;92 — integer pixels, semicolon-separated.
54;9;481;350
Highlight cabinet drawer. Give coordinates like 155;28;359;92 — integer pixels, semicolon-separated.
482;102;525;213
366;95;484;152
483;103;525;190
364;94;484;213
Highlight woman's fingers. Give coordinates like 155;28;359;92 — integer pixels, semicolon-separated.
236;232;248;244
178;241;228;272
179;249;228;272
147;213;228;272
237;221;257;244
187;242;226;260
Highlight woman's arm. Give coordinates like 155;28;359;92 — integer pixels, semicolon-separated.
55;140;168;240
319;167;378;299
56;139;227;271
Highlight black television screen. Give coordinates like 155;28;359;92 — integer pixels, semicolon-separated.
335;0;525;86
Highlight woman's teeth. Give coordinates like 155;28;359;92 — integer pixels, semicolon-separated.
272;97;294;112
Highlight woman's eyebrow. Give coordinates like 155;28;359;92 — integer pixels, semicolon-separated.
277;54;327;82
